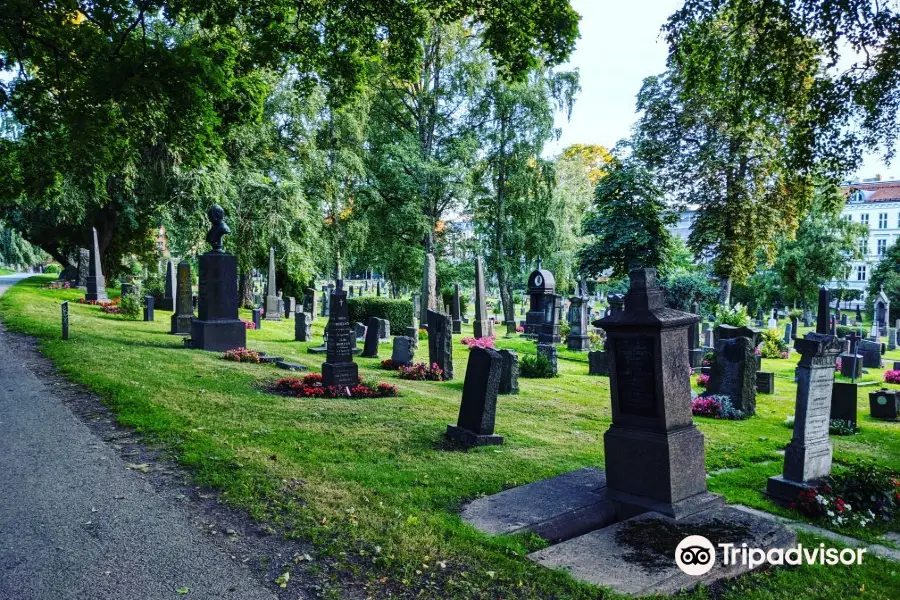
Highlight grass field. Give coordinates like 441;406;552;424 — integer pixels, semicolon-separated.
1;275;898;599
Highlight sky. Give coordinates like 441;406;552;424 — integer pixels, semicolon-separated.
548;0;897;182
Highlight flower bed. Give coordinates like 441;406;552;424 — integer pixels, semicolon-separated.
696;373;710;388
223;347;261;363
691;394;747;420
380;359;403;370
460;336;495;349
397;362;444;381
791;462;899;529
884;370;900;384
241;318;256;330
271;373;398;399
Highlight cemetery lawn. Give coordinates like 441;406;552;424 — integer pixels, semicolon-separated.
2;276;899;600
0;268;15;275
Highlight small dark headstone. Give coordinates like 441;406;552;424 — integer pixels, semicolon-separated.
355;322;366;339
252;308;262;331
294;309;312;342
120;282;134;297
445;346;504;447
858;339;882;368
498;349;519;394
143;295;154;322
830;382;858;427
61;301;69;340
390;336;416;366
426;310;453;380
756;371;774;394
839;353;862;379
284;296;296;319
378;319;390;339
840;314;848;326
816;286;830;334
159;260;176;311
361;316;381;358
869;388;900;420
587;350;609;376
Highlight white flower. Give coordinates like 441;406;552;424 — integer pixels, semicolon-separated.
826;510;835;517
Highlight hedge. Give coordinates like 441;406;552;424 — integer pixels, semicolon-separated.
348;297;414;331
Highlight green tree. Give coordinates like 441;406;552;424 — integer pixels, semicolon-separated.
634;3;825;304
578;154;677;279
867;241;900;320
471;66;579;332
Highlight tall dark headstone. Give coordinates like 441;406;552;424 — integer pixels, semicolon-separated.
143;296;155;322
84;228;108;302
75;248;90;289
284;296;296;319
61;301;69;341
426;309;453;380
815;286;830;335
567;295;590;351
361;316;381;358
767;333;842;502
190;205;247;352
170;261;194;335
264;247;282;320
445;347;504;447
707;325;759;415
159;260;176;311
598;268;722;520
525;259;556;339
322;282;358;388
855;304;863;323
473;257;492;338
451;283;462;334
874;285;890;336
302;288;316;317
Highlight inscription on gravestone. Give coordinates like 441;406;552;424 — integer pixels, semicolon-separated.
613;338;656;417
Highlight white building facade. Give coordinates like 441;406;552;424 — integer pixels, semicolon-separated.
828;179;900;297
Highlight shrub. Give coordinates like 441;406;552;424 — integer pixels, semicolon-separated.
702;351;715;367
829;419;858;436
44;264;60;274
714;303;750;327
520;353;557;378
759;328;788;359
398;362;444;381
836;325;860;338
884;370;900;384
119;295;141;320
348;297;413;331
223;348;261;363
589;330;605;351
143;272;164;302
559;320;571;341
417;328;428;341
788;308;803;320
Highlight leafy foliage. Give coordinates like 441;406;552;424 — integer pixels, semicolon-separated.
347;297;414;332
519;353;556;378
714;303;750;327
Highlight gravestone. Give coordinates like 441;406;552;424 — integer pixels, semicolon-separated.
377;280;383;297
426;309;453;380
790;316;799;340
391;336;416;367
284;296;296;319
567;295;590;351
75;248;90;289
170;261;194;335
783;323;792;344
858;339;882;368
451;283;462;334
587;350;609;376
190;205;246;352
525;259;556;339
687;302;702;367
706;325;760;415
888;327;897;352
767;333;842;502
159;260;176;311
84;228;108;302
361;316;381;358
143;296;154;322
830;382;858;427
856;305;863;324
597;268;722;519
840;314;848;326
445;346;504;447
869;388;900;420
498;349;519;394
473;257;492;338
537;344;558;376
421;253;437;323
320;286;328;317
355;322;366;339
120;282;134;297
816;286;831;334
302;288;316;317
252;308;262;330
412;292;421;322
295;308;312;342
874;286;890;336
702;327;714;348
348;286;354;298
378;319;390;339
322;282;359;388
264;247;282;321
61;301;69;341
756;371;774;394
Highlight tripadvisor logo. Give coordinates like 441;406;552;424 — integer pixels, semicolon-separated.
675;535;868;576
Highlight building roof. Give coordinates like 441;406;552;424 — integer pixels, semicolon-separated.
842;180;900;203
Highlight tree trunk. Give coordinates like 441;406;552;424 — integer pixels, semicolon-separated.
718;277;732;306
239;272;254;308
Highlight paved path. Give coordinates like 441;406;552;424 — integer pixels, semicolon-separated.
0;274;277;600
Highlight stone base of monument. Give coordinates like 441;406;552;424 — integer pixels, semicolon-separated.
322;362;359;388
190;319;246;352
171;314;193;335
765;474;823;504
445;425;503;447
567;334;590;352
463;467;795;595
688;348;704;368
527;505;796;596
276;360;308;371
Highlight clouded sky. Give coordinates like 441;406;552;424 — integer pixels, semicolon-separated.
548;0;897;181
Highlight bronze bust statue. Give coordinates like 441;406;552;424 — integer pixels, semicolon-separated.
206;204;230;252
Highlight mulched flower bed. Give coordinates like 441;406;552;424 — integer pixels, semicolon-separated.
270;373;399;399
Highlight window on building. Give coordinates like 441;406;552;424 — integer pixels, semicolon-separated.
878;239;888;255
845;214;853;222
861;213;870;225
859;239;868;255
857;265;867;281
879;213;888;228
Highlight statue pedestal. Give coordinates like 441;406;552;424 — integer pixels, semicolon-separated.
191;252;245;352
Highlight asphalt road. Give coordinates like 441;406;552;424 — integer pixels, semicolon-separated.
0;274;277;600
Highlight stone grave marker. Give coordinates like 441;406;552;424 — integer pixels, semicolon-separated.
264;247;282;320
525;259;556;338
451;283;462;334
497;349;519;394
426;309;453;380
143;295;154;322
473;257;492;338
421;253;437;322
888;327;897;351
252;308;262;330
170;261;194;335
858;339;882;368
830;382;858;427
567;294;590;351
75;247;90;289
355;322;366;339
869;388;900;420
84;228;108;302
756;371;774;394
322;282;358;388
190;206;246;351
445;346;504;447
61;301;69;340
783;322;792;344
284;296;296;319
361;316;381;358
378;319;390;339
767;333;842;502
537;343;558;376
159;260;176;311
874;285;890;336
707;325;759;415
391;336;416;367
587;349;609;376
295;308;312;342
